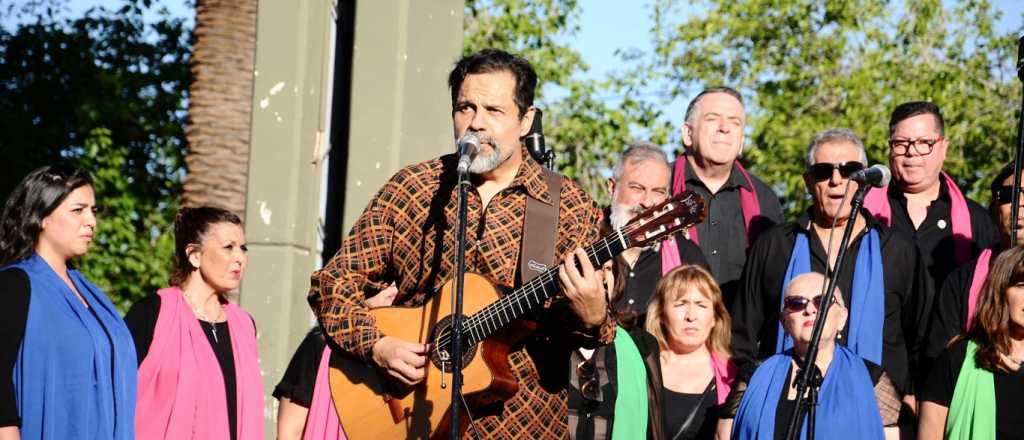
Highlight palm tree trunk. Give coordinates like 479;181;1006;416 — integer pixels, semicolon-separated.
183;0;259;214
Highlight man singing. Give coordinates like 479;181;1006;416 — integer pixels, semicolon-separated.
308;48;612;438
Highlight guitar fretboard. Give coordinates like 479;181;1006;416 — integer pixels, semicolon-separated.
461;228;632;346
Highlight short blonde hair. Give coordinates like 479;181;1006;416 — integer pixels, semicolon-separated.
644;265;732;357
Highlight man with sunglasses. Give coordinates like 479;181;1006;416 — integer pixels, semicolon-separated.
670;87;783;301
864;102;998;318
730;128;925;417
925;162;1024;371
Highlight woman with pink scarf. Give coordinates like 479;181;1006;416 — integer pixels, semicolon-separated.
124;206;263;440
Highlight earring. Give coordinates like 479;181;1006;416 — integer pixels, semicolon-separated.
836;331;843;341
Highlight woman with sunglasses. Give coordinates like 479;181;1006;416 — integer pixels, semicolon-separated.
0;165;137;440
918;245;1024;439
925;162;1024;366
721;272;901;439
125;206;263;440
730;128;924;411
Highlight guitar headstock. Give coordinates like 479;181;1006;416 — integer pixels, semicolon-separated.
622;191;707;248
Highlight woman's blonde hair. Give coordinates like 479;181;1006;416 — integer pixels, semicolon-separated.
644;264;731;357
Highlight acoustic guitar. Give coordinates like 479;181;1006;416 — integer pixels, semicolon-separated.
329;191;707;439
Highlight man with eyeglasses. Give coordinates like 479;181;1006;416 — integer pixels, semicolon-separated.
730;128;925;417
924;162;1024;372
669;87;783;301
864;101;998;316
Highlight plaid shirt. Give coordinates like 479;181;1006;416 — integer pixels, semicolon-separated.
309;149;612;437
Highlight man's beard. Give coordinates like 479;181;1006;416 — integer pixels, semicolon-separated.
468;137;509;174
609;201;643;229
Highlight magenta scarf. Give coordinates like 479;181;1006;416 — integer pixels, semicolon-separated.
135;287;264;440
966;248;994;330
303;346;346;440
864;171;972;265
661;158;763;275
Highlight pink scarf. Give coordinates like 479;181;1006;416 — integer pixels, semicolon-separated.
303;346;346;440
863;171;973;265
710;351;737;405
135;287;264;440
966;248;994;330
662;158;763;273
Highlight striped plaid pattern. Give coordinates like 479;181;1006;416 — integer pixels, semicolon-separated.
309;149;610;438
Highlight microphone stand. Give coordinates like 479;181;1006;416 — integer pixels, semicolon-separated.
783;183;871;440
449;163;471;440
1011;35;1024;246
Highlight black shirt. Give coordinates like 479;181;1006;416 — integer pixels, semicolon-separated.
662;380;716;440
0;269;31;427
923;252;989;373
885;181;998;311
124;295;239;440
920;338;1024;439
274;328;327;408
729;211;925;394
612;237;708;330
676;160;784;301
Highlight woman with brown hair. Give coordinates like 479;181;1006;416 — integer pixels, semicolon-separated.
918;245;1024;439
124;206;263;440
643;264;736;440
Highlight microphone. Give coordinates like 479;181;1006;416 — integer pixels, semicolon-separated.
850;164;891;188
456;131;480;174
525;108;547;165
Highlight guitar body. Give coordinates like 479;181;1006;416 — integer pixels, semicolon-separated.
329;273;523;439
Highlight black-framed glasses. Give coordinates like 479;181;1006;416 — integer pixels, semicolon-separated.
889;137;943;156
783;294;842;313
805;162;865;181
577;358;600;402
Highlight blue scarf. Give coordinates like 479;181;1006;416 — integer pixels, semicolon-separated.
776;230;885;364
732;346;884;440
10;254;137;440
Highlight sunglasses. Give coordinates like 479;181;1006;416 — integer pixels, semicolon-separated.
783;294;842;313
994;186;1018;204
805;162;865;181
577;358;601;402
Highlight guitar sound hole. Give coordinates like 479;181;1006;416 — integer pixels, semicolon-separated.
428;314;477;372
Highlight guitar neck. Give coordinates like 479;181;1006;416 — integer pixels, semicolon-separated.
463;229;633;346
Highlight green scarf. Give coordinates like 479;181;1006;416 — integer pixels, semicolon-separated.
612;327;648;440
946;340;996;440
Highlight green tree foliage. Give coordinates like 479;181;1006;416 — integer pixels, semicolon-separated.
0;1;190;309
651;0;1022;215
464;0;673;203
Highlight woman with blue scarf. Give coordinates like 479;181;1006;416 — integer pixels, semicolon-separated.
919;245;1024;440
0;165;137;440
720;272;900;440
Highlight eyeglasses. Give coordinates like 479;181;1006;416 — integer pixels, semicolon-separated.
888;137;943;156
783;294;842;313
577;358;601;402
994;186;1020;204
805;162;865;181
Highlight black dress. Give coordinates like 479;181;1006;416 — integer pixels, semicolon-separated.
920;338;1024;439
273;328;327;408
662;379;717;440
124;295;240;440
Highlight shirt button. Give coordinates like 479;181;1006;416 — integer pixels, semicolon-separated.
628;299;635;305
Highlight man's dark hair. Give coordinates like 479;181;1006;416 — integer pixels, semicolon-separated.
683;86;744;124
889;101;945;137
448;49;537;118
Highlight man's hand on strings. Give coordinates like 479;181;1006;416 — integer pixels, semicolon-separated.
558;247;610;328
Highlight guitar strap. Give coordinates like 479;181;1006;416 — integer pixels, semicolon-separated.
519;168;562;285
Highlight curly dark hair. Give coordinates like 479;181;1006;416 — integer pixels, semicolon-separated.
169;206;242;286
448;48;537;118
0;165;93;266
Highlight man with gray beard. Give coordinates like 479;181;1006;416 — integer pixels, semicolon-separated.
567;143;708;440
603;143;708;329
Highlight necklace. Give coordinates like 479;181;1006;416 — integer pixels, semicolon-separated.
184;294;224;343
